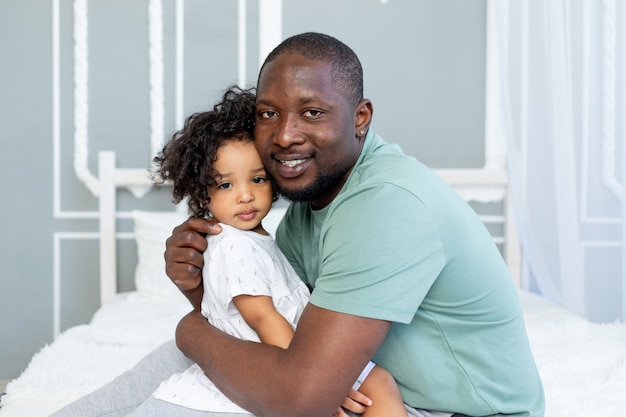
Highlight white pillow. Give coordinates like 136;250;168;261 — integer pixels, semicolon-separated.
132;210;189;304
131;207;288;303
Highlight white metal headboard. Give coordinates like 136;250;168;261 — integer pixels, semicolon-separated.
97;152;521;306
98;151;156;305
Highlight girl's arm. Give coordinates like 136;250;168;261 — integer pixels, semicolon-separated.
232;295;295;349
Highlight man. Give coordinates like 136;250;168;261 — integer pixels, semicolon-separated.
52;32;543;417
166;32;544;417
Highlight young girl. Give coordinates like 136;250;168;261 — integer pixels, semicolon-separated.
152;86;407;417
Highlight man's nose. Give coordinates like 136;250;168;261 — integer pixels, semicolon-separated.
274;114;305;148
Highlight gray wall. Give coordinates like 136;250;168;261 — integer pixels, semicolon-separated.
0;0;485;379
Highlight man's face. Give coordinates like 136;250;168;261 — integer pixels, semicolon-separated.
254;53;363;208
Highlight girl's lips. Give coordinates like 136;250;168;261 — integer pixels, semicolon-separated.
274;158;312;178
237;210;258;221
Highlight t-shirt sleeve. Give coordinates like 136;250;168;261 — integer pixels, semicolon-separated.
309;184;446;323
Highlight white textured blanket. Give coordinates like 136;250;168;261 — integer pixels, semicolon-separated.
0;293;190;417
518;291;626;417
1;291;625;417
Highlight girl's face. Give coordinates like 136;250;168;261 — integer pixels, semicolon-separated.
206;140;273;234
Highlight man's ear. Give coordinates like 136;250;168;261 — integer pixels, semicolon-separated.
355;99;373;137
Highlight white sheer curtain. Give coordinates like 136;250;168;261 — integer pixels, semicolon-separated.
490;0;625;323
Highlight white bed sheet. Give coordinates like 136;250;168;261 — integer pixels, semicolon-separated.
2;291;626;417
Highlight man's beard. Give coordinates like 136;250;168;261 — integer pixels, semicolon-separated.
268;170;347;203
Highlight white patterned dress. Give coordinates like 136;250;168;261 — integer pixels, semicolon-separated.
153;223;311;413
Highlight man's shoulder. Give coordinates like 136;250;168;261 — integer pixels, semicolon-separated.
356;132;432;187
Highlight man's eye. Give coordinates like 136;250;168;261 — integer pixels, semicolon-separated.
259;110;276;119
304;109;321;117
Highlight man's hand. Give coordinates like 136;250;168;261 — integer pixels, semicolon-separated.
164;216;221;307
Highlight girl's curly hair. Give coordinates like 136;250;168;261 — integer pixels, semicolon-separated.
153;86;274;218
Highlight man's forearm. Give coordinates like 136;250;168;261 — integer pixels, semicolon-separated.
175;310;315;416
175;307;384;417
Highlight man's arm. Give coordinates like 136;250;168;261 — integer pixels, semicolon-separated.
176;303;391;417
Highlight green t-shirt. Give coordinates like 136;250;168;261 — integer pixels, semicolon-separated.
275;131;544;417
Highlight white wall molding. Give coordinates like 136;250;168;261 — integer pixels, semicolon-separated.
258;0;282;67
73;0;100;198
175;0;184;129
71;0;164;199
52;232;97;338
602;0;622;201
485;0;521;286
580;0;622;224
484;0;507;172
238;0;247;87
149;0;165;162
53;231;135;338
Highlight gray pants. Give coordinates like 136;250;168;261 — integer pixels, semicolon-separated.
50;340;448;417
49;340;253;417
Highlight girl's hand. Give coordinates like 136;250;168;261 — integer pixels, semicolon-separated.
331;388;373;416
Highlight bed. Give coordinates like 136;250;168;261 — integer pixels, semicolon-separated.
1;151;625;417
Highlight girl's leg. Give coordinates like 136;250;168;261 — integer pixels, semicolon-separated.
127;397;255;417
50;340;192;417
359;365;408;417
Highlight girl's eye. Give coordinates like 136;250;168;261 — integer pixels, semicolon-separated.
217;183;232;190
252;177;266;184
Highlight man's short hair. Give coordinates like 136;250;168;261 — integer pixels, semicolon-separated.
259;32;364;107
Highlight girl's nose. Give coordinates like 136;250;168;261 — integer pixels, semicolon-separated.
238;186;255;203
